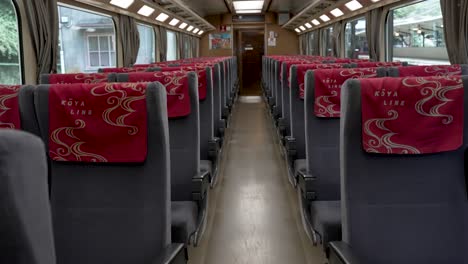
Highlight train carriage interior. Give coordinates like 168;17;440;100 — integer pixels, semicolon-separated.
1;0;468;263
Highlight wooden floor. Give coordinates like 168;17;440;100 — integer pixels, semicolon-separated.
188;96;326;263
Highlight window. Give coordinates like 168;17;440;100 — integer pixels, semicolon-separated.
58;5;116;73
166;30;177;61
322;27;334;56
184;36;191;59
0;0;21;84
345;17;368;59
387;0;448;65
136;24;155;64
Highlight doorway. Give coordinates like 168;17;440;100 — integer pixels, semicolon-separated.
236;29;264;95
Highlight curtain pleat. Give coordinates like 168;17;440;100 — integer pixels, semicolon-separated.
24;0;58;82
441;0;468;64
332;22;342;57
175;32;183;59
193;37;199;58
366;7;383;61
299;34;307;55
118;15;140;67
157;26;168;62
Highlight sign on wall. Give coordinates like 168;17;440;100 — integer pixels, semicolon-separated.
209;33;232;50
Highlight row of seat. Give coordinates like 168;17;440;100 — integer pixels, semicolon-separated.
263;55;468;263
0;56;238;264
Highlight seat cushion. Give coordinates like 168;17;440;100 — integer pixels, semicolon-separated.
171;201;198;244
310;200;342;246
294;159;307;177
200;160;212;174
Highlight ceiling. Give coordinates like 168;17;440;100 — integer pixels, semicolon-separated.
268;0;316;16
178;0;230;17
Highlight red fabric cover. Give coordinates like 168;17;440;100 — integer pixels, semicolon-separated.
353;62;403;68
100;67;148;73
125;72;191;118
397;65;462;77
48;83;148;163
47;73;109;84
0;85;21;129
155;66;210;101
361;76;464;154
312;68;378;117
295;64;353;99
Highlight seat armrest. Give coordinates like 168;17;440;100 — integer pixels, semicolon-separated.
284;136;297;158
217;120;226;137
208;137;221;161
297;168;317;201
153;243;186;264
329;242;361;264
192;169;210;201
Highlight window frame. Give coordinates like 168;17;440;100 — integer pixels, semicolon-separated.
343;16;368;59
57;3;118;72
135;22;156;64
384;0;448;64
0;0;24;84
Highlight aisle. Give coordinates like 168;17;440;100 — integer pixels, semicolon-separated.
189;96;326;264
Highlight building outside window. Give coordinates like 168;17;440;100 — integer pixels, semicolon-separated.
136;23;155;64
345;17;368;59
0;0;22;84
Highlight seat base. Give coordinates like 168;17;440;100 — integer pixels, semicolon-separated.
171;201;199;244
309;200;342;247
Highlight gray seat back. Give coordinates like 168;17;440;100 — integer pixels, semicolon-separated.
304;68;384;200
290;66;306;159
32;82;171;264
213;63;223;137
340;76;468;264
0;130;56;264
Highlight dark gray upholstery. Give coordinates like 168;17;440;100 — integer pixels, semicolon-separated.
388;64;468;77
32;82;173;264
199;67;215;164
289;66;306;160
274;60;282;117
339;77;468;264
0;130;56;264
171;201;198;245
281;62;291;136
309;201;341;247
213;63;225;138
18;85;41;136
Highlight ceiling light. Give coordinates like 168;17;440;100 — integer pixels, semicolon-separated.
155;13;169;22
305;23;312;28
299;25;306;31
179;22;188;29
187;25;194;31
371;0;381;2
109;0;134;9
233;0;264;10
345;0;363;11
236;9;262;13
330;8;344;17
193;28;200;33
137;5;155;16
295;28;301;33
320;14;330;22
311;19;320;25
169;18;180;26
198;30;204;35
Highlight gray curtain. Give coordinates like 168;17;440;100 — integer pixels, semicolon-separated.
311;31;320;56
332;22;342;57
192;37;199;58
157;26;168;61
300;34;307;55
440;0;468;64
118;14;140;67
175;32;183;59
24;0;58;81
366;7;384;61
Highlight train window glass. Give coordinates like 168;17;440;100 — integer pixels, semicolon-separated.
322;27;333;56
0;0;22;84
166;30;177;61
57;5;116;73
345;17;368;59
184;38;191;59
308;31;319;56
136;24;155;64
387;0;448;65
